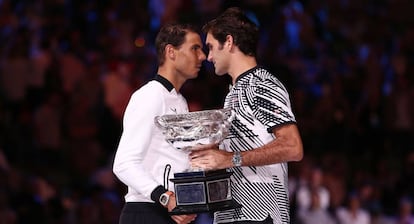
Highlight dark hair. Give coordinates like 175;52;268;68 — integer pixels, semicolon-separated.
202;7;259;56
155;22;199;66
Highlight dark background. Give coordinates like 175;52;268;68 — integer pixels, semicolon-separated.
0;0;413;223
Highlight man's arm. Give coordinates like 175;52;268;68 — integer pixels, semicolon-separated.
189;123;303;170
241;123;303;166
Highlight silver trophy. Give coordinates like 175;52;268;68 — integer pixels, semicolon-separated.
154;108;241;214
155;108;233;152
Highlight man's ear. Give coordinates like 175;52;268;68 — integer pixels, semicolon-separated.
166;44;176;60
225;35;234;50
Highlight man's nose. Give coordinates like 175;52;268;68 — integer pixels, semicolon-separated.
200;51;206;61
207;53;213;62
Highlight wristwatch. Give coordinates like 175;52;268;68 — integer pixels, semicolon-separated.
232;151;242;167
159;191;173;207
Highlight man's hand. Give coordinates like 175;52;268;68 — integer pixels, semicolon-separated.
167;194;197;224
189;148;232;170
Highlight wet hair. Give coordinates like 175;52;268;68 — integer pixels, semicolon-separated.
202;7;259;56
155;22;199;66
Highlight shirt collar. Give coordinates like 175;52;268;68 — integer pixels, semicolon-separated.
153;74;174;92
234;66;259;84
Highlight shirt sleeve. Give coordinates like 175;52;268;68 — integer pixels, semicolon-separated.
112;86;164;200
247;78;296;132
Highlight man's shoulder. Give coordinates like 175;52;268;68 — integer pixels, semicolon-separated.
253;67;277;80
242;67;280;87
137;80;164;92
131;80;165;98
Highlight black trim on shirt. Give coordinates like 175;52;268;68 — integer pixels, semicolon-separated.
267;121;297;133
151;185;167;204
154;74;174;92
234;66;259;84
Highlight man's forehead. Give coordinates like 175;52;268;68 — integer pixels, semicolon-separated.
205;33;215;44
185;32;202;43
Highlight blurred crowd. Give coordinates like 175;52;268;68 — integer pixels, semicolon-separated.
0;0;413;223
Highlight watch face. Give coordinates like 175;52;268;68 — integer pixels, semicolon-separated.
160;195;167;203
232;152;242;166
160;194;170;205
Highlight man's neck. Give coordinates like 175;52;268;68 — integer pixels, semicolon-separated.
157;67;185;92
229;56;257;84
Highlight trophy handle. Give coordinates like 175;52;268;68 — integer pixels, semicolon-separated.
226;109;235;123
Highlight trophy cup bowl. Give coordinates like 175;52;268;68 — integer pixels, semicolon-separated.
154;108;241;215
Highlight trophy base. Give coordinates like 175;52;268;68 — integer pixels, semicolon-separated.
170;169;242;215
170;198;241;215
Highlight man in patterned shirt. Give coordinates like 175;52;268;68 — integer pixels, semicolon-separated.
190;7;304;224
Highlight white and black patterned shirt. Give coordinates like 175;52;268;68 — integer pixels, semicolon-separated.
215;67;296;224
